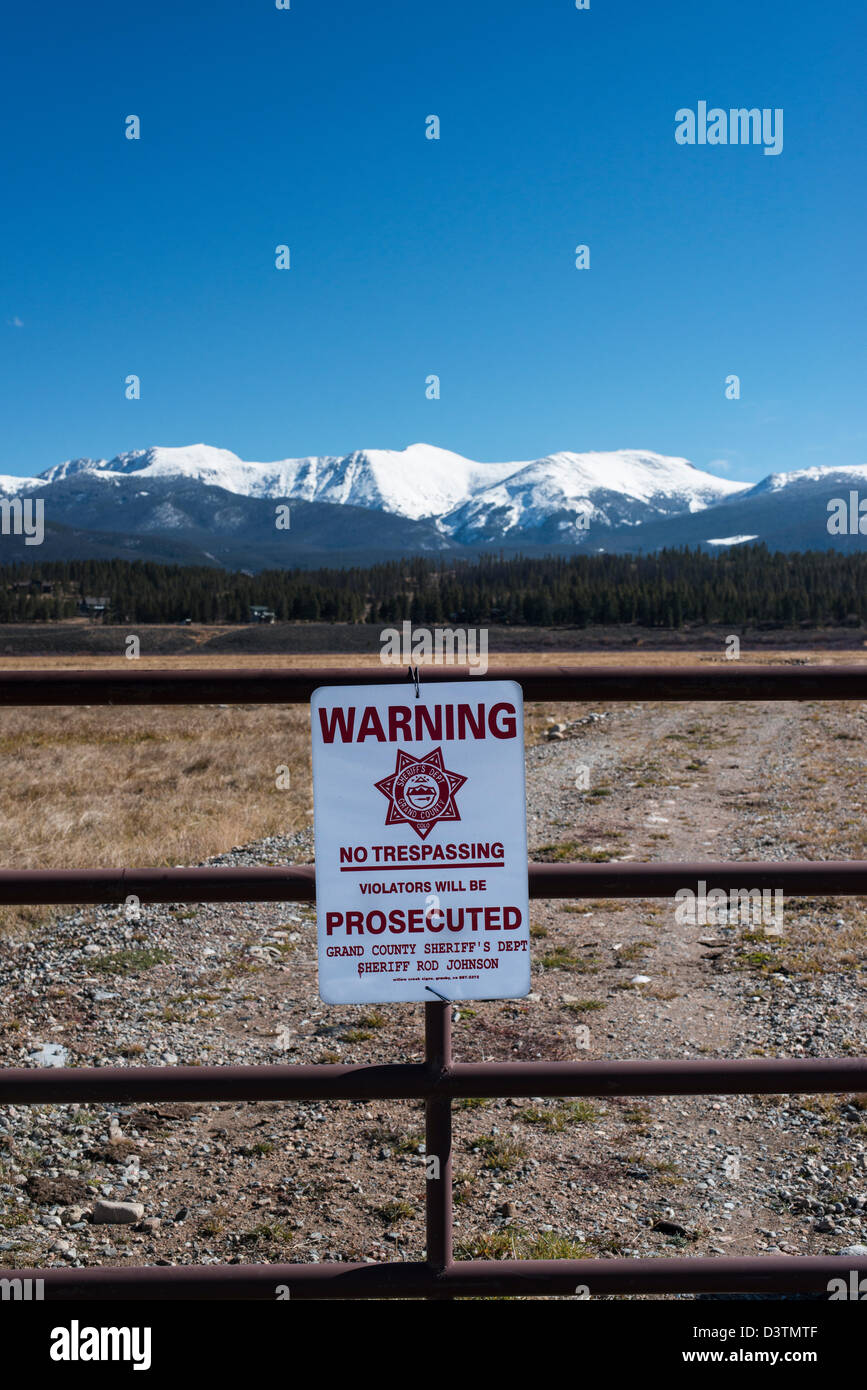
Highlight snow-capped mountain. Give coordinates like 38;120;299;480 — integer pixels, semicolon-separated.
738;463;867;498
29;443;518;519
439;450;746;543
594;463;867;556
5;442;746;523
0;442;863;567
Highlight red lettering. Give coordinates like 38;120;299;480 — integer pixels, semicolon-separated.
457;703;485;740
388;706;412;740
415;705;442;741
318;706;355;743
490;702;517;739
356;707;386;741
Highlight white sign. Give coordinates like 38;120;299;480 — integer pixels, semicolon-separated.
311;680;530;1004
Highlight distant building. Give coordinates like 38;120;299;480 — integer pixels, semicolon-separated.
249;605;276;624
80;595;110;616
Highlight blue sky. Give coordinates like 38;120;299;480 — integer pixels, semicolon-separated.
1;0;864;483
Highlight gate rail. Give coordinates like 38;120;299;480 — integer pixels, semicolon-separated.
1;663;866;1299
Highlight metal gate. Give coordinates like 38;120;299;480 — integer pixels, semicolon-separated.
1;663;865;1298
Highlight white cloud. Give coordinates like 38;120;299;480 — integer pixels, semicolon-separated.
6;316;23;328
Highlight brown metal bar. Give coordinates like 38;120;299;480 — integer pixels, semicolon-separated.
424;1001;453;1276
3;1255;864;1299
0;865;317;905
0;859;865;905
2;1057;865;1105
0;663;864;706
529;860;867;898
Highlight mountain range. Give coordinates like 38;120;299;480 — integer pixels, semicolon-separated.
1;443;865;569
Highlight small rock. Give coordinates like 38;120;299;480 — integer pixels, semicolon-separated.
91;1199;144;1225
29;1043;68;1068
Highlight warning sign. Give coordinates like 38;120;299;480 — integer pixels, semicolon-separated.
311;681;530;1003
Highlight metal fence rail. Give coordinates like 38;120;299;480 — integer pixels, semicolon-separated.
7;1253;863;1301
0;661;865;705
1;662;866;1299
1;859;867;904
3;1055;867;1106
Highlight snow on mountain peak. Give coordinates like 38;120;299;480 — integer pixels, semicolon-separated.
745;463;867;496
437;449;748;541
11;441;758;539
539;449;745;505
22;440;867;544
281;444;517;519
4;441;866;558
